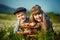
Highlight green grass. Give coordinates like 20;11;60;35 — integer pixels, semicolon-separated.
47;12;60;23
0;12;60;40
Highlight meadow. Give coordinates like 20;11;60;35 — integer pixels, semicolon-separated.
0;12;60;40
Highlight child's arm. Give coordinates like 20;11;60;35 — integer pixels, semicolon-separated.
14;23;31;34
14;22;19;34
14;21;22;34
16;30;31;34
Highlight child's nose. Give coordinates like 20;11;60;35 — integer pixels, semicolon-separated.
39;14;42;17
36;15;39;17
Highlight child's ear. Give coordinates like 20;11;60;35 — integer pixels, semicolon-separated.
15;14;17;17
15;14;17;16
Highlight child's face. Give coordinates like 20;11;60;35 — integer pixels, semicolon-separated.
16;12;27;21
33;13;42;22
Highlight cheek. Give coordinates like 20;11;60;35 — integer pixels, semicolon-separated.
16;15;21;19
34;16;37;19
22;15;26;18
39;14;42;17
34;16;39;19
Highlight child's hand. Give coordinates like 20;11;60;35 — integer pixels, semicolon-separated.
16;31;20;34
20;24;25;28
24;29;31;34
16;31;23;34
30;22;36;26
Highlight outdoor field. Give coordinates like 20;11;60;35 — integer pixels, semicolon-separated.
0;12;60;40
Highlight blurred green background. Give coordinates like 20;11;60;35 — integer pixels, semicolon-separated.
0;12;60;40
0;0;60;40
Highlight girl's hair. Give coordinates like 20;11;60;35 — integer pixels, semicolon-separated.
29;5;43;22
29;5;48;31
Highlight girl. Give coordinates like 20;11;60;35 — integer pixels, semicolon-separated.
29;5;47;31
29;5;54;40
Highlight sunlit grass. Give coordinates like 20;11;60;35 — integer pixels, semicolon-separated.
0;12;60;40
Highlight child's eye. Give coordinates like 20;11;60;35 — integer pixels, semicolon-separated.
21;14;24;16
34;14;37;16
18;16;20;17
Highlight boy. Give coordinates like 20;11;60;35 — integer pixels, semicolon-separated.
14;7;31;34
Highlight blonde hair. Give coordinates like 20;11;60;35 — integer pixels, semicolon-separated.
29;5;47;31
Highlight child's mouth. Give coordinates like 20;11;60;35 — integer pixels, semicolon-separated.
22;18;25;20
21;18;26;21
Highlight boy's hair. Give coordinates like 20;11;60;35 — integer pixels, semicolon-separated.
14;7;27;15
